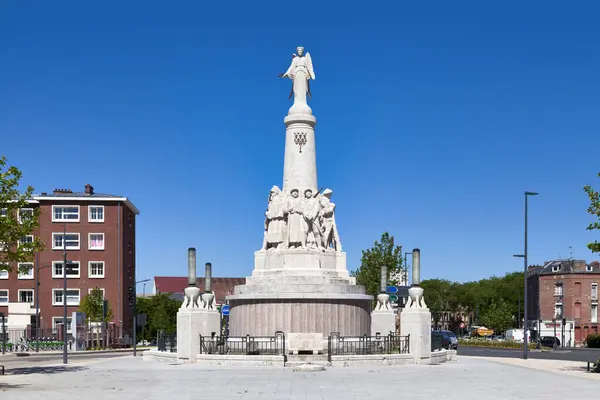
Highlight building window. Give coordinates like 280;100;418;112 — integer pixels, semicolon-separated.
0;289;8;304
18;208;34;223
552;265;561;272
17;263;34;279
0;208;6;217
52;205;80;222
587;265;594;272
18;289;34;303
554;304;563;318
52;233;80;250
592;283;598;301
52;317;73;334
89;206;104;223
574;302;582;319
0;265;8;279
89;233;105;250
592;304;598;324
554;283;563;296
0;242;6;251
89;261;105;278
574;282;582;297
52;261;80;278
52;289;80;306
18;235;34;250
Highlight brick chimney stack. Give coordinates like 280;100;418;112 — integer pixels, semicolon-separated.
85;184;94;195
53;188;73;195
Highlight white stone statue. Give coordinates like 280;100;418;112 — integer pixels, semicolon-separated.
278;46;315;115
284;188;305;248
302;189;323;249
319;189;342;251
263;185;287;250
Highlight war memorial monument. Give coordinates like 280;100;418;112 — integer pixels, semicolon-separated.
159;46;442;365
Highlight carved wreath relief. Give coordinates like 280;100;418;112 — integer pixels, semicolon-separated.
294;132;307;153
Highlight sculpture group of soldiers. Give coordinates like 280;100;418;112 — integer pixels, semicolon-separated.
261;185;342;252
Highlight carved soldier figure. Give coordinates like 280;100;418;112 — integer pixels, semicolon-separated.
303;189;323;250
319;188;342;251
263;185;287;250
284;189;305;248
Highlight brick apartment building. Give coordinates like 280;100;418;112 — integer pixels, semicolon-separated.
527;259;599;346
0;184;139;337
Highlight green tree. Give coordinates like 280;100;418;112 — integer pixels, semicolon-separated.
0;156;44;273
79;288;113;322
420;279;453;327
479;300;514;334
134;294;180;342
351;232;404;300
584;172;600;253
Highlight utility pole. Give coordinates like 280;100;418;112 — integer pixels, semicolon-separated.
62;222;68;365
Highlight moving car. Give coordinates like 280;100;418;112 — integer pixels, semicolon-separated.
539;336;560;348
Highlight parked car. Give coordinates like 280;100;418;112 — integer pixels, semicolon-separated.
539;336;560;348
433;330;458;350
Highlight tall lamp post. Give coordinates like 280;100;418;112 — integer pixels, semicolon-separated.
133;278;151;357
62;223;69;365
404;252;412;287
513;190;538;360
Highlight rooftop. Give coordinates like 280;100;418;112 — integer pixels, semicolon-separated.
29;184;140;214
528;260;600;276
153;276;246;301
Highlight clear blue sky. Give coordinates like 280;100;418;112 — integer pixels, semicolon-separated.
1;1;599;287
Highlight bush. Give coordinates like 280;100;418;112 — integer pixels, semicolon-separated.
458;338;536;349
585;334;600;348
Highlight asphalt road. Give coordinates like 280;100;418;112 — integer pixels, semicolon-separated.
458;346;600;362
0;351;141;375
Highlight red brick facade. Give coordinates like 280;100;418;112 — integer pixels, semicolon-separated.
528;260;599;344
0;185;139;336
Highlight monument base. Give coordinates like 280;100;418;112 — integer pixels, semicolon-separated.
228;248;372;342
400;307;432;364
176;308;220;363
370;311;396;336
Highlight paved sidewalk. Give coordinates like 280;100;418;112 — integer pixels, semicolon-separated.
468;356;600;381
1;356;599;399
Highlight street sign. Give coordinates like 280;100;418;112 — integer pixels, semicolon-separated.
389;294;398;302
386;286;398;294
137;314;147;326
459;322;465;329
221;305;230;316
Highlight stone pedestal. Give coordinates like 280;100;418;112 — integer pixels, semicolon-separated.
371;311;396;336
176;308;220;363
400;287;432;364
227;249;372;342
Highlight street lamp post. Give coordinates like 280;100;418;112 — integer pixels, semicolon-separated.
513;191;538;360
62;223;68;364
404;252;412;287
133;279;151;357
142;283;147;345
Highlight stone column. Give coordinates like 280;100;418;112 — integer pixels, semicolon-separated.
400;248;432;364
371;265;395;335
283;113;318;195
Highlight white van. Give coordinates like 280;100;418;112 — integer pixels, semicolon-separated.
505;329;525;342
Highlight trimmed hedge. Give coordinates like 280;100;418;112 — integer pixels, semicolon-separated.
585;334;600;348
458;338;537;349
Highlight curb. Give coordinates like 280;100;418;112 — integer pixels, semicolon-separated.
0;348;150;358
